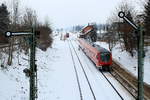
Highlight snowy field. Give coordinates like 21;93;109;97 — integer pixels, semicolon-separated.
0;33;135;100
0;50;29;100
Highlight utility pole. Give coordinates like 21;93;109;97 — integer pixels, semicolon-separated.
118;11;144;100
30;27;38;100
137;25;144;100
5;28;39;100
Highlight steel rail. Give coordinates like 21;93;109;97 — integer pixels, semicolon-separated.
69;40;96;100
68;41;83;100
74;40;124;100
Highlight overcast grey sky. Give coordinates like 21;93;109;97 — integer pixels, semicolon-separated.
1;0;144;29
24;0;122;28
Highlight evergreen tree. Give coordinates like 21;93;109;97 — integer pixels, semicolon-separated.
0;3;10;34
144;0;150;36
0;3;10;43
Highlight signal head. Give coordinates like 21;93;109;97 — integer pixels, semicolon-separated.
5;31;12;37
118;11;125;18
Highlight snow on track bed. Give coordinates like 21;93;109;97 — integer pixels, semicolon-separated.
100;71;124;100
37;39;81;100
71;39;135;100
68;40;96;100
112;61;150;100
68;41;83;100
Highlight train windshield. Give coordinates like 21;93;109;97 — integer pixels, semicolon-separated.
100;52;110;62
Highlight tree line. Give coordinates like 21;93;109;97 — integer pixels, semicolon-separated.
71;0;150;57
103;0;150;57
0;0;53;65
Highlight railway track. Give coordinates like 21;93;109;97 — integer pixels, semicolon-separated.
73;40;136;100
74;38;150;100
110;65;137;99
99;71;124;100
68;40;96;100
112;60;150;100
69;40;133;100
68;41;83;100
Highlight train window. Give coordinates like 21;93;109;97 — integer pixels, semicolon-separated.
100;53;110;62
96;55;99;59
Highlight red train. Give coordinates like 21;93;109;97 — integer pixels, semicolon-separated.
78;24;112;71
78;39;112;71
66;33;69;38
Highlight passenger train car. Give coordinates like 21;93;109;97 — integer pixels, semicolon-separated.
78;24;112;71
78;39;112;70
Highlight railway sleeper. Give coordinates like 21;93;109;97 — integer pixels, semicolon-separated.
101;66;112;72
111;69;137;99
112;68;150;100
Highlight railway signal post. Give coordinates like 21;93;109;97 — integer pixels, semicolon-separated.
118;11;144;100
5;28;39;100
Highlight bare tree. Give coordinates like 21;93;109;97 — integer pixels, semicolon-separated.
22;8;37;29
7;0;20;65
18;8;38;54
106;1;137;56
37;18;53;51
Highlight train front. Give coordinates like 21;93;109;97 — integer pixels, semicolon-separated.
95;45;112;70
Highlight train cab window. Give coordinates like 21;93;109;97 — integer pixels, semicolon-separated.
100;53;110;62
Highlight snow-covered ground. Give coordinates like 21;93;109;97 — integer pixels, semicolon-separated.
0;51;29;100
95;41;150;85
0;33;135;100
